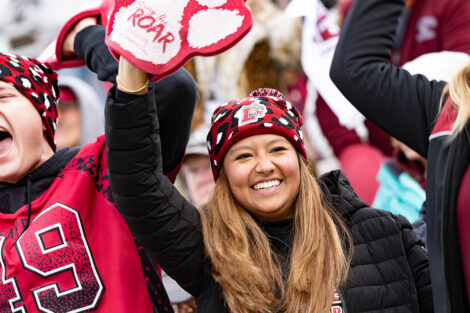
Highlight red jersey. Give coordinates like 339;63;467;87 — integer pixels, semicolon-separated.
0;136;154;312
400;0;470;64
340;0;470;65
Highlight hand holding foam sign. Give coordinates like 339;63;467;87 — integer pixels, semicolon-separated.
105;0;253;81
37;0;114;70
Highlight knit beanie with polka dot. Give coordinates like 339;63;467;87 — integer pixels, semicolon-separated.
207;88;307;179
0;52;60;151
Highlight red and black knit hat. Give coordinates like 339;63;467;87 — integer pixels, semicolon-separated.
0;52;60;151
207;88;307;179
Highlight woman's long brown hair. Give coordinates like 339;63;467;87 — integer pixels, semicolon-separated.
199;154;352;313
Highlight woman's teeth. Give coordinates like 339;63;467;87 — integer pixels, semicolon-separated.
253;180;281;190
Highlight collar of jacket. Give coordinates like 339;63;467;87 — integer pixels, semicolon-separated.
317;169;369;217
0;147;80;213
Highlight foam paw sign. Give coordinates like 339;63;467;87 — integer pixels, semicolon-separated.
105;0;253;81
37;0;115;70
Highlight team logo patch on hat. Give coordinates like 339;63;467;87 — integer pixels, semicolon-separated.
207;88;308;179
235;101;268;126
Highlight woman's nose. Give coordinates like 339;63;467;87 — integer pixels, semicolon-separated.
255;157;275;173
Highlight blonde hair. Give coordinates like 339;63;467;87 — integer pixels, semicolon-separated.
199;155;352;313
441;61;470;138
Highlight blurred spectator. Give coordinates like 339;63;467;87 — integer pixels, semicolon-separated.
288;0;470;209
55;76;104;149
334;0;470;154
187;0;302;130
181;125;215;208
371;138;426;223
338;0;470;66
330;0;470;310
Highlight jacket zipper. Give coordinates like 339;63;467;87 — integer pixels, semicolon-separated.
338;290;347;313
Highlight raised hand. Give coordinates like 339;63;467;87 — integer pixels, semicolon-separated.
37;0;114;69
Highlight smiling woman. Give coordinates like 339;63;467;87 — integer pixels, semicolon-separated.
199;89;348;313
107;77;435;313
222;134;300;222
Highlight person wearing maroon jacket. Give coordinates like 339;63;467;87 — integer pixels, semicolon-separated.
338;0;470;65
394;0;470;65
325;0;470;153
330;0;470;312
0;21;197;313
316;0;470;209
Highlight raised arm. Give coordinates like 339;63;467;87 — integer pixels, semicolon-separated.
329;0;447;157
105;58;208;297
64;22;197;178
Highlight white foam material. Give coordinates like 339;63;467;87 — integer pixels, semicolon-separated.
110;0;189;65
37;40;56;63
403;51;470;82
188;9;243;49
196;0;228;8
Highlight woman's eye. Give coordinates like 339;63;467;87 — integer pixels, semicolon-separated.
271;146;286;153
235;153;251;160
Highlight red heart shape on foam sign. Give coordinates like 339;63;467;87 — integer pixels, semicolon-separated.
105;0;253;81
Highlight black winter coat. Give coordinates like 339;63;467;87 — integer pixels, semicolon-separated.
105;89;434;313
330;0;470;311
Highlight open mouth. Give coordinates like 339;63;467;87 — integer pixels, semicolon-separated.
252;180;281;191
0;128;11;140
0;127;13;157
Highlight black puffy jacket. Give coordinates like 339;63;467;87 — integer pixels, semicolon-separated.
330;0;470;311
105;90;433;313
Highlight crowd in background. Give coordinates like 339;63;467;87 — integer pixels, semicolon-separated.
0;0;469;312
